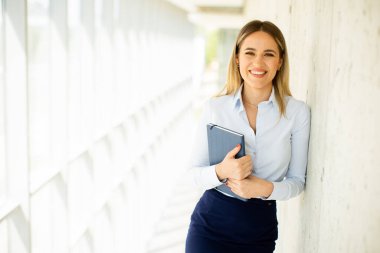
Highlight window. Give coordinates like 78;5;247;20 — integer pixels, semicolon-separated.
27;0;51;175
0;0;5;205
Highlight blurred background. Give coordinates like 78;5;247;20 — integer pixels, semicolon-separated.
0;0;379;252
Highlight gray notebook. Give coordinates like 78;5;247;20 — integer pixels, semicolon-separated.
207;123;248;202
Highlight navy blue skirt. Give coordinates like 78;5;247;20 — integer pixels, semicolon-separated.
186;189;278;253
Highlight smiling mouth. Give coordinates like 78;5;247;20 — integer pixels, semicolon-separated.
249;70;267;77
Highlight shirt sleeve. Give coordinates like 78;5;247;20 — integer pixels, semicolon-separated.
185;99;224;190
267;103;311;200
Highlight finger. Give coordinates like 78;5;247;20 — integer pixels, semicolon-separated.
241;159;252;168
237;155;251;162
227;179;239;187
243;168;252;176
227;183;236;192
226;179;235;186
244;171;252;178
229;186;242;197
226;144;241;158
233;157;250;168
230;168;250;180
237;162;250;171
238;163;252;175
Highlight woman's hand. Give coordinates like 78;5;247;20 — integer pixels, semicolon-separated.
215;144;252;181
226;175;274;199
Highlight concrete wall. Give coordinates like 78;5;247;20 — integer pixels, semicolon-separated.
243;1;380;252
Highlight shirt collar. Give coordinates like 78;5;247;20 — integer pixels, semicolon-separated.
233;84;277;112
232;85;243;111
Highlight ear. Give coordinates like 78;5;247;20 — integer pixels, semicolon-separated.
235;57;239;65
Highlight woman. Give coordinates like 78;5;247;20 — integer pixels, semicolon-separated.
185;20;311;253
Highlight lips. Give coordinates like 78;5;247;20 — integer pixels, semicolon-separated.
249;69;267;77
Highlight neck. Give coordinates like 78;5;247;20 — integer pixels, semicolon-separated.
242;83;273;107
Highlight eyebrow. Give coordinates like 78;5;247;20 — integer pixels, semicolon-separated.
244;47;278;55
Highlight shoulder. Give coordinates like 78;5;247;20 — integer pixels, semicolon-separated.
206;93;235;110
198;93;234;117
285;96;310;121
210;93;234;105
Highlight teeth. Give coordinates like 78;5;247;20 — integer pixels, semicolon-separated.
251;70;266;75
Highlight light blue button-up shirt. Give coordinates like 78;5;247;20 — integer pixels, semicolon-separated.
188;85;311;201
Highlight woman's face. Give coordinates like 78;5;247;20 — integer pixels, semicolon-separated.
237;31;282;90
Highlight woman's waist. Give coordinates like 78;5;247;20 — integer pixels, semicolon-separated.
210;188;276;206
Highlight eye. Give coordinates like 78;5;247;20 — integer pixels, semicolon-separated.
245;52;254;56
264;53;275;57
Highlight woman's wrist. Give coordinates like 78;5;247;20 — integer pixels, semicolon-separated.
261;180;274;198
215;164;226;182
252;176;274;198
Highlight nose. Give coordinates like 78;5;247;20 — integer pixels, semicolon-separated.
252;54;264;66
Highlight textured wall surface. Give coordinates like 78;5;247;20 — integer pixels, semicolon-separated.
243;1;380;252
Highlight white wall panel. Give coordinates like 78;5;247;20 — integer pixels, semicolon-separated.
0;0;6;206
1;0;196;253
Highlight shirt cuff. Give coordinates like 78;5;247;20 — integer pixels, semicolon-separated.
202;165;224;188
266;181;288;200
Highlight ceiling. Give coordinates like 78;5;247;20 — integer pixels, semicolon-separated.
165;0;247;29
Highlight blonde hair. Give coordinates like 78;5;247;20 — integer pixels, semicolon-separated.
218;20;291;117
